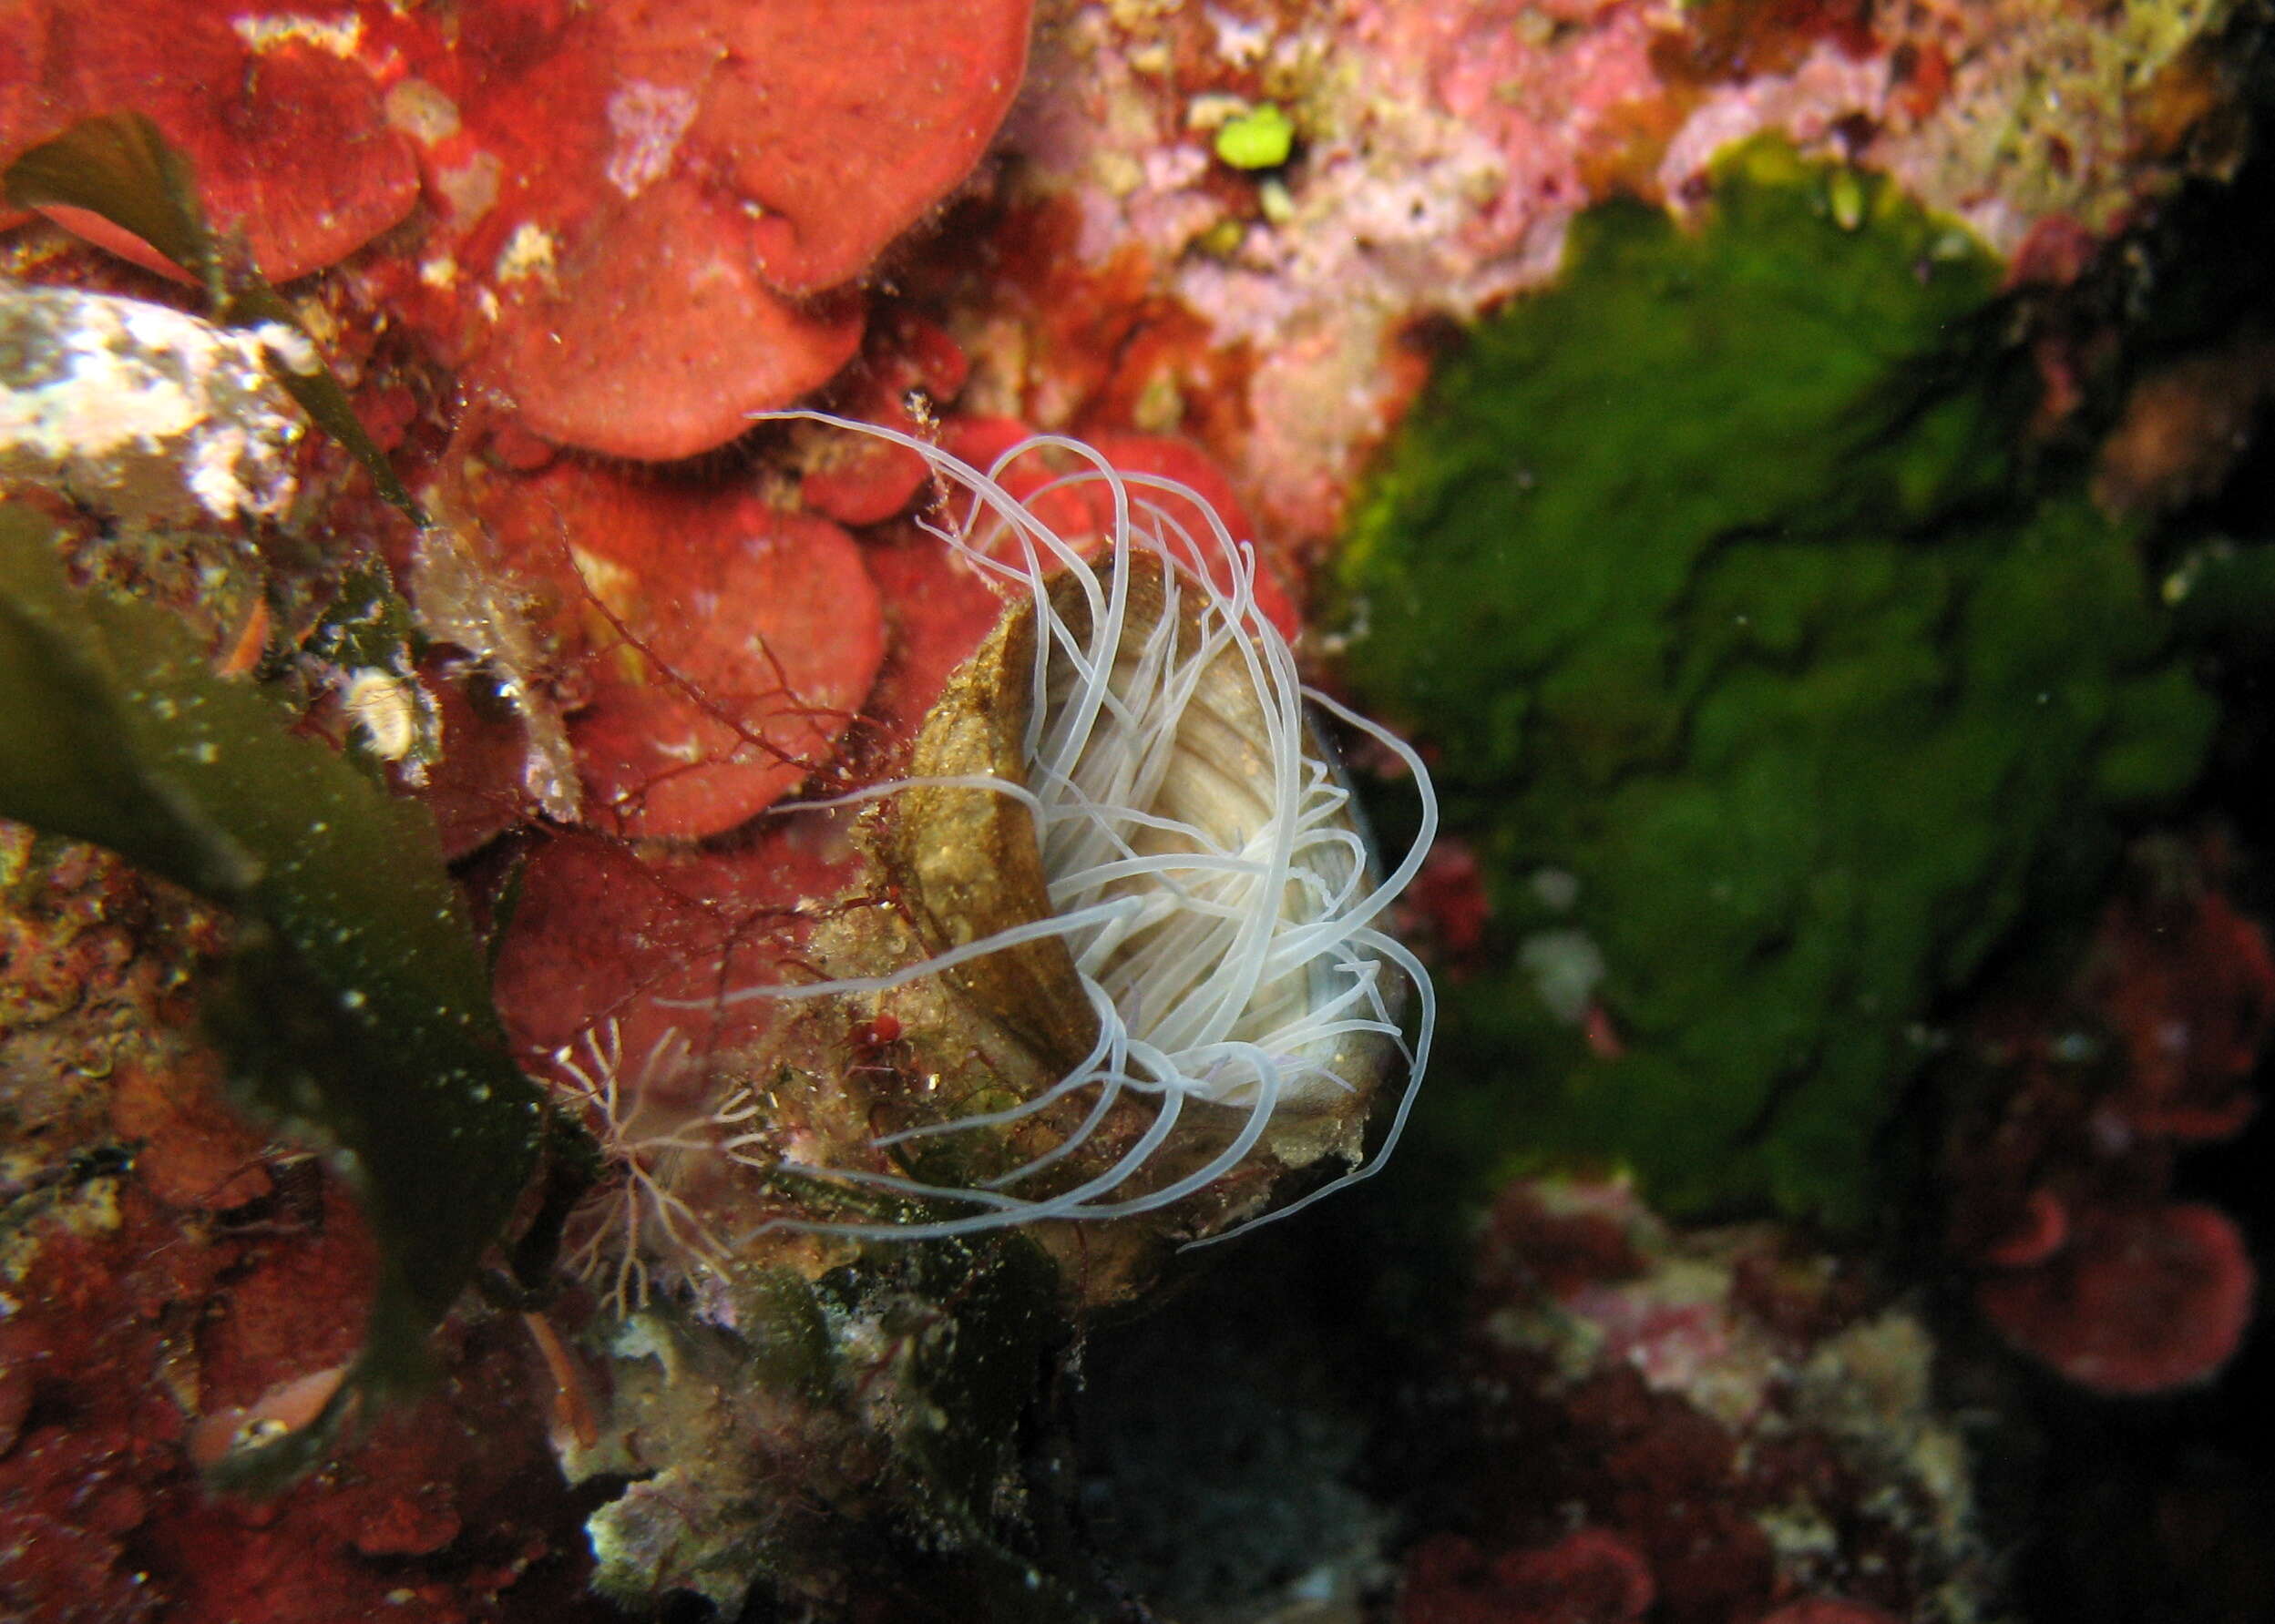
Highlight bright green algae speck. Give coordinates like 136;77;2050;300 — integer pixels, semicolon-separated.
1335;141;2212;1227
1214;103;1296;170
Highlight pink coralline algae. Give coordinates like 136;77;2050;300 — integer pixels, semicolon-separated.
1400;1175;1992;1624
968;0;2241;554
1947;839;2267;1395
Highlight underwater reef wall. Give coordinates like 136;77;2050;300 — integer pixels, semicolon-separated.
3;1;2270;1620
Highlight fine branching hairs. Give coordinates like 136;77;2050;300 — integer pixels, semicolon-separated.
679;412;1437;1242
548;1020;751;1312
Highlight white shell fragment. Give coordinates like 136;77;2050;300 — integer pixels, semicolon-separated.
0;280;307;528
340;667;425;763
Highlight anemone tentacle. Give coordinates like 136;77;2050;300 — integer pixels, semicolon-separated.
685;412;1436;1241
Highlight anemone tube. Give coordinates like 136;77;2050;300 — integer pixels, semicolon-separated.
674;414;1438;1241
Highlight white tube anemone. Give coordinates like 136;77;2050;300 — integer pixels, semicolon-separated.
697;412;1436;1241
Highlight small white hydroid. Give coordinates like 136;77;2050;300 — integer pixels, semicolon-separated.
705;413;1437;1241
549;1020;749;1312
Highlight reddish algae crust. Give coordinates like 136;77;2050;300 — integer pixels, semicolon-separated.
0;829;607;1622
0;5;419;282
477;461;886;841
389;0;1031;460
488;823;862;1067
1945;839;2268;1395
4;0;1036;463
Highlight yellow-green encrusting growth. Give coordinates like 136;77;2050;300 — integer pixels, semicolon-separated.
1214;103;1296;170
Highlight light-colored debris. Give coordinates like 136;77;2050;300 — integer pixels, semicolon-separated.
1;280;307;528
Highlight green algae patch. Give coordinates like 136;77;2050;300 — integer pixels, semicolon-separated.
0;506;541;1466
1335;141;2213;1227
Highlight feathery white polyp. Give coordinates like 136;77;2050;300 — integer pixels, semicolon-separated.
704;412;1438;1240
549;1021;750;1312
